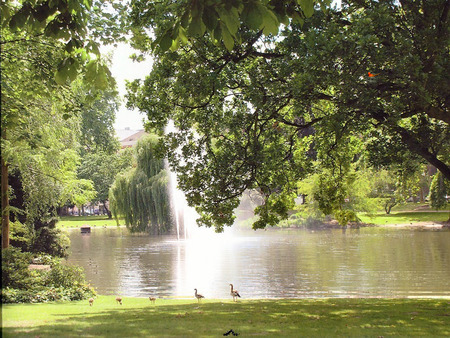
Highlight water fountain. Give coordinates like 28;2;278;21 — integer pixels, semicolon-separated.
165;120;199;240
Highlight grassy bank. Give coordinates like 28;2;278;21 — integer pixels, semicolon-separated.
56;216;124;229
359;211;449;226
2;297;449;337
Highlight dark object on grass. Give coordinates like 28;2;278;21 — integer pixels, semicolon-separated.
223;329;239;336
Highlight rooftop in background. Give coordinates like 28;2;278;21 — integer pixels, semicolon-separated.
118;129;148;148
115;128;143;141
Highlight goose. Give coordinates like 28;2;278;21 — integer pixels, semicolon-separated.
89;298;94;306
229;284;241;302
116;296;122;305
149;296;156;304
194;288;205;303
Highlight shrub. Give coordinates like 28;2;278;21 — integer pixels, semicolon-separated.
9;221;33;251
1;248;96;304
31;227;71;258
1;247;34;289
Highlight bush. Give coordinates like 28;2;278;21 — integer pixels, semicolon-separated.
9;221;33;251
1;248;96;304
31;226;71;258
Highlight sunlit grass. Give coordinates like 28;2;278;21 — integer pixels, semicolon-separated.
359;211;449;225
56;215;125;229
2;297;449;337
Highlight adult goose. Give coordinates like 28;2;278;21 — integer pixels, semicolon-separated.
229;284;241;302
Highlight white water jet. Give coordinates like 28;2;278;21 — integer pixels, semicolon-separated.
165;120;199;240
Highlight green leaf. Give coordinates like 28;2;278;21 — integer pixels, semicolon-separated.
55;69;69;85
261;7;279;35
242;3;263;30
188;15;206;36
160;31;173;52
179;27;188;45
298;0;315;18
217;6;240;36
170;37;180;51
202;7;218;31
220;22;234;51
9;12;28;30
180;11;190;28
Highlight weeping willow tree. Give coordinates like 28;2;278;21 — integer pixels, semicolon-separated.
109;135;174;234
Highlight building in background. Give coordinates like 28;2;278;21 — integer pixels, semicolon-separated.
116;128;148;148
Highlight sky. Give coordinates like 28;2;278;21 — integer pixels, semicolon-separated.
103;43;153;131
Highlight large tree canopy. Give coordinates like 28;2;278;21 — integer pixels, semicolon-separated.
127;0;449;231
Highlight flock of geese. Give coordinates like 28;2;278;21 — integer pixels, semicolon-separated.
88;284;241;306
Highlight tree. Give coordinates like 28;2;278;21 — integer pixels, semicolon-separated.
0;27;96;249
126;1;449;231
429;172;449;211
74;81;121;156
109;135;174;234
77;150;132;218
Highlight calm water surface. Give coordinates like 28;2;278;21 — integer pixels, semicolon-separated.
66;227;450;299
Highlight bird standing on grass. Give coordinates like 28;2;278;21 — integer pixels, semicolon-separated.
194;289;205;303
116;296;122;305
149;296;156;304
229;284;241;302
89;298;94;306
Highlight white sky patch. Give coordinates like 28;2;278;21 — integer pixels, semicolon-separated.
101;42;154;131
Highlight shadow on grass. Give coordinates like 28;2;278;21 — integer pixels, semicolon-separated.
3;299;449;337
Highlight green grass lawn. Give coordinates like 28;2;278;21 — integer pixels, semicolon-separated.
2;296;449;337
56;216;125;229
359;211;450;226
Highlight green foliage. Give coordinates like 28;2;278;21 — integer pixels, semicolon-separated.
31;227;71;258
1;247;34;290
429;172;449;210
130;0;330;52
126;1;449;231
1;0;116;88
109;135;174;234
9;221;33;252
1;247;95;304
77;150;132;207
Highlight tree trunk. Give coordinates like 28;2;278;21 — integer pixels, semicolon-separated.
102;201;112;219
1;146;10;249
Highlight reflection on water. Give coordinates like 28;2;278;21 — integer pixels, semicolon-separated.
66;227;450;298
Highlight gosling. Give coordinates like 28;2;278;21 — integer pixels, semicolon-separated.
149;296;156;304
116;296;123;305
89;298;94;306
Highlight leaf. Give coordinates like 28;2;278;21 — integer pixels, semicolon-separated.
261;7;279;35
242;3;263;30
170;37;180;51
9;12;28;30
188;14;206;36
220;22;234;51
298;0;315;18
179;27;188;45
202;6;218;31
55;69;69;85
159;31;173;52
217;6;240;36
180;11;190;28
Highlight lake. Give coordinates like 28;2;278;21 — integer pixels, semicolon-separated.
66;226;450;299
